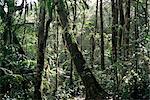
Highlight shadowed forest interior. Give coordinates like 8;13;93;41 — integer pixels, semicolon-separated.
0;0;150;100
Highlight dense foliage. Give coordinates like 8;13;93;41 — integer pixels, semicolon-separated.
0;0;149;100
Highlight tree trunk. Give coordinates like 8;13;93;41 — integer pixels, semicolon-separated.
34;0;53;98
34;1;46;100
111;0;119;99
131;0;139;99
118;0;125;57
56;0;109;99
100;0;105;70
124;0;130;59
90;35;95;69
134;0;139;73
145;0;149;58
95;0;99;35
111;0;118;63
55;17;59;96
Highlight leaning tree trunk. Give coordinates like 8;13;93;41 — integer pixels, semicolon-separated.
56;0;109;99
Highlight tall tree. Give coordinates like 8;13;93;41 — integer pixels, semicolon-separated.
56;0;109;99
100;0;105;70
95;0;99;35
111;0;119;99
118;0;125;56
145;0;149;58
134;0;139;74
111;0;118;63
131;0;140;99
34;0;46;99
124;0;130;59
55;16;59;96
90;0;98;69
34;0;52;99
89;0;99;69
